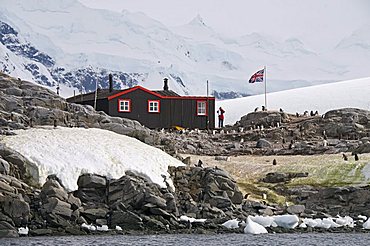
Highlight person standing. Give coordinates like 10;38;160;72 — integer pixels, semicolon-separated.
217;107;225;128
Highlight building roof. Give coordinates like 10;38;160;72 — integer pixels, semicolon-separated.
152;90;180;97
67;88;125;102
67;86;214;103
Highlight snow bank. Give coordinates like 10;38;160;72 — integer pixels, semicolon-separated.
3;127;184;191
217;77;370;125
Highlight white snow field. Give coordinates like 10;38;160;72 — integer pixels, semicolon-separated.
2;127;184;191
217;77;370;125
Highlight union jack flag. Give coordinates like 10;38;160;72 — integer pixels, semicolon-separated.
249;69;264;83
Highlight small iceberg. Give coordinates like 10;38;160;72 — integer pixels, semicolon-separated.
97;225;109;231
250;215;275;228
179;215;206;223
302;218;318;228
273;215;299;229
363;218;370;229
18;227;29;235
222;219;240;229
335;216;354;228
81;223;97;231
244;216;268;234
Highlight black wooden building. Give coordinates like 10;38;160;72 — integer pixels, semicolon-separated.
67;78;215;129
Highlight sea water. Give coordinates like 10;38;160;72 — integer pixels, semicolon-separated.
1;233;370;246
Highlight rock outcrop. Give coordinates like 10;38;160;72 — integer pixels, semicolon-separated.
0;72;157;145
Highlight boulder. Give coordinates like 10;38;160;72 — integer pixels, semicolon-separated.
256;139;272;148
0;229;18;238
0;180;15;193
144;194;167;209
287;205;305;214
110;210;143;230
80;208;108;222
29;229;53;236
74;188;106;204
67;193;82;211
209;196;232;209
40;180;68;202
42;197;73;218
77;174;106;189
5;87;23;97
0;158;10;174
2;197;30;226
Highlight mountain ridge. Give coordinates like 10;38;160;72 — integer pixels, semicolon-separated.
0;0;369;98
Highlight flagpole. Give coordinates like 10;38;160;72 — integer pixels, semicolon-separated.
264;66;267;110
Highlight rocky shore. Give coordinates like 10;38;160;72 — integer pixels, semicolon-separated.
1;161;370;237
1;72;370;237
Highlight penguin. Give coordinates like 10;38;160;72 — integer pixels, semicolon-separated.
342;153;348;161
354;153;359;161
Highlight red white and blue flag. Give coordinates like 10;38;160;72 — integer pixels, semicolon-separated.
249;69;264;83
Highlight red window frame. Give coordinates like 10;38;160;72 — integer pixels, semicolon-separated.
148;100;160;113
196;100;207;116
118;99;131;112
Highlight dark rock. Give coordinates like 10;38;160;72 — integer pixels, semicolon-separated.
77;174;106;189
209;196;232;209
2;197;30;226
42;197;72;218
40;180;68;202
110;211;143;230
95;219;107;226
44;213;72;228
67;193;81;211
142;216;166;230
287;205;305;214
230;190;243;204
261;172;308;183
145;194;167;209
256;139;272;148
0;180;15;193
80;208;108;222
0;158;10;174
29;228;53;236
65;226;86;235
74;188;106;204
0;229;18;238
0;221;15;230
149;207;172;218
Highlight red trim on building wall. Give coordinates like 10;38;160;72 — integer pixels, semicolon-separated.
148;100;160;113
196;100;208;116
118;99;131;112
108;86;215;101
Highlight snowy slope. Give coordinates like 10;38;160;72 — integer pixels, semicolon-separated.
0;0;368;99
217;77;370;125
3;127;184;191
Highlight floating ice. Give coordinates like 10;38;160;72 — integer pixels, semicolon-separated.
17;227;29;235
244;216;268;234
273;215;299;229
250;215;275;228
222;219;240;229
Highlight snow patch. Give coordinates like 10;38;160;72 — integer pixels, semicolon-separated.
3;127;184;191
218;77;370;125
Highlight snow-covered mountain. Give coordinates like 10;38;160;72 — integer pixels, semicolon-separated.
218;77;370;125
0;0;369;98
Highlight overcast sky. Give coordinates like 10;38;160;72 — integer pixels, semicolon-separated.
79;0;370;51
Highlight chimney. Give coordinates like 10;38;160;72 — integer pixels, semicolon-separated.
163;78;169;91
109;74;113;92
